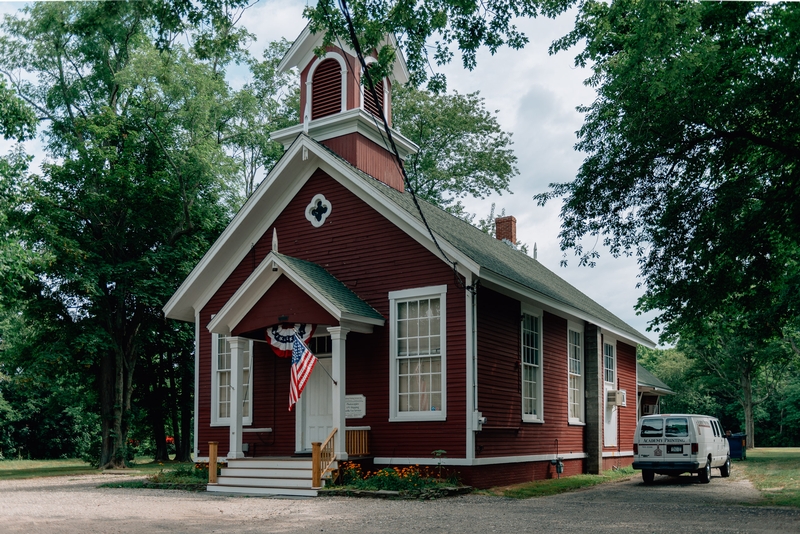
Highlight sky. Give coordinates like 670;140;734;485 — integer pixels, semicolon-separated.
0;0;661;345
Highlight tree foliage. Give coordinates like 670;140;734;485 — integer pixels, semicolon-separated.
304;0;569;91
392;86;517;214
0;0;253;467
535;1;800;343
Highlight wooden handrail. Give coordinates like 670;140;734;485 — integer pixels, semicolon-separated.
312;427;338;488
208;442;218;484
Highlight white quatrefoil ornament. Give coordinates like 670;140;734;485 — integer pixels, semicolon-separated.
305;193;332;228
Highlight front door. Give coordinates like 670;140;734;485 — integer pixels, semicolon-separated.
300;357;334;452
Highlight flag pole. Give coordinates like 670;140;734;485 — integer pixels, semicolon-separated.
294;331;337;386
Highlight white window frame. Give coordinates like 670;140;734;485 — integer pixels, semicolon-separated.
567;321;584;424
603;337;617;386
389;285;447;422
521;305;544;423
210;334;253;427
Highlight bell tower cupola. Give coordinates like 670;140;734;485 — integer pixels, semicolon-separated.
270;24;418;192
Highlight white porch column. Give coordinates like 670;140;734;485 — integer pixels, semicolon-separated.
327;326;350;461
227;336;248;459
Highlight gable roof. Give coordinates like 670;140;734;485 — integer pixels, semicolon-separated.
164;133;654;347
637;364;675;395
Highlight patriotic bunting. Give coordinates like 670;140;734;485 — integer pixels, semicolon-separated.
267;323;314;357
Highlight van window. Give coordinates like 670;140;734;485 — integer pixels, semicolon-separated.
665;418;689;437
711;420;720;437
640;418;663;437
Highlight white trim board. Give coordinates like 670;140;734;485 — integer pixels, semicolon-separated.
602;451;634;458
374;452;588;467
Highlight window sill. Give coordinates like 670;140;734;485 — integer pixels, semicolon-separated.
568;421;586;426
522;418;545;424
210;421;253;427
390;413;447;423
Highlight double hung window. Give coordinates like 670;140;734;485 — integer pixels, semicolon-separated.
604;341;616;385
389;286;447;421
568;324;584;423
522;307;543;422
211;334;253;426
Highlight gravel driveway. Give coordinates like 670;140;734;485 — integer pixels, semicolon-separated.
2;469;799;533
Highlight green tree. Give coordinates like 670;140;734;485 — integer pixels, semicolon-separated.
304;0;565;91
392;86;517;215
0;0;249;468
534;1;800;345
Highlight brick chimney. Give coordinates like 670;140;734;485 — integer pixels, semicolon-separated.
496;216;516;244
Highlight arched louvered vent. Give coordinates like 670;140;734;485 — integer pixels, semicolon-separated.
311;59;342;120
362;67;384;118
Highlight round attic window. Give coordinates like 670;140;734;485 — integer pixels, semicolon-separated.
305;194;332;227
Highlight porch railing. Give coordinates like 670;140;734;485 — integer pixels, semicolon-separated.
312;427;337;488
345;426;370;457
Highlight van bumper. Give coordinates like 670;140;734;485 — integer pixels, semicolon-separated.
633;461;701;471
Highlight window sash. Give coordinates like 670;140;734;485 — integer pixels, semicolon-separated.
568;329;583;421
604;342;616;384
522;312;542;420
389;286;447;421
212;334;252;426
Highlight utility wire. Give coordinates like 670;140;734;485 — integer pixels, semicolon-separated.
326;0;474;293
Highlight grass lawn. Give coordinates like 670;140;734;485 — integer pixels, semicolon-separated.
738;448;800;508
484;466;635;499
0;457;193;481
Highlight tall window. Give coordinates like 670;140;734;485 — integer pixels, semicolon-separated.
604;341;616;385
389;286;447;421
211;334;253;426
522;308;543;422
568;326;584;422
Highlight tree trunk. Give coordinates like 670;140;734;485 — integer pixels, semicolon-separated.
741;372;756;449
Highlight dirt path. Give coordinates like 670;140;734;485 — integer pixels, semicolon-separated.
1;468;798;533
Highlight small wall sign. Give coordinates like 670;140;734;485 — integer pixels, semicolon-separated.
345;394;366;419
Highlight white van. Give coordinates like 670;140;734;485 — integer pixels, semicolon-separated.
633;414;731;484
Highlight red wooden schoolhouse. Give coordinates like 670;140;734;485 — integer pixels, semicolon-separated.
163;24;655;496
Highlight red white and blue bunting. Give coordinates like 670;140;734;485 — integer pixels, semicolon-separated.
267;323;315;358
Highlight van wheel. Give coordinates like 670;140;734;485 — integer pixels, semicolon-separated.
699;459;711;483
642;469;655;484
720;456;731;478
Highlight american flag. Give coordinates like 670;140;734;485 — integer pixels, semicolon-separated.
289;333;318;411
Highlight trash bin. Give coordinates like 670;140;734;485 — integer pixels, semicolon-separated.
727;433;747;460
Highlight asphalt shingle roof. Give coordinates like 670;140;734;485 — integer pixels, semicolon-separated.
310;135;652;345
637;364;674;394
274;251;384;322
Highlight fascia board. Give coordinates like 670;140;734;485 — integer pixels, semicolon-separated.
383;34;410;84
164;136;316;322
206;259;281;334
479;269;656;349
277;23;313;73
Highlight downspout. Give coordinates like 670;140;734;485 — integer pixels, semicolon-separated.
466;274;479;464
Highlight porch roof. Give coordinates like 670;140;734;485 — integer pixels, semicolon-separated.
637;364;674;395
207;251;384;336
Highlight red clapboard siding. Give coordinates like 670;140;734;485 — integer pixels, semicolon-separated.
198;170;466;458
617;340;637;450
475;288;584;459
462;458;585;488
321;133;404;192
232;276;337;336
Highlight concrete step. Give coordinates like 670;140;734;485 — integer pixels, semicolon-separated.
216;476;316;489
225;458;313;469
207;484;318;498
221;467;314;479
